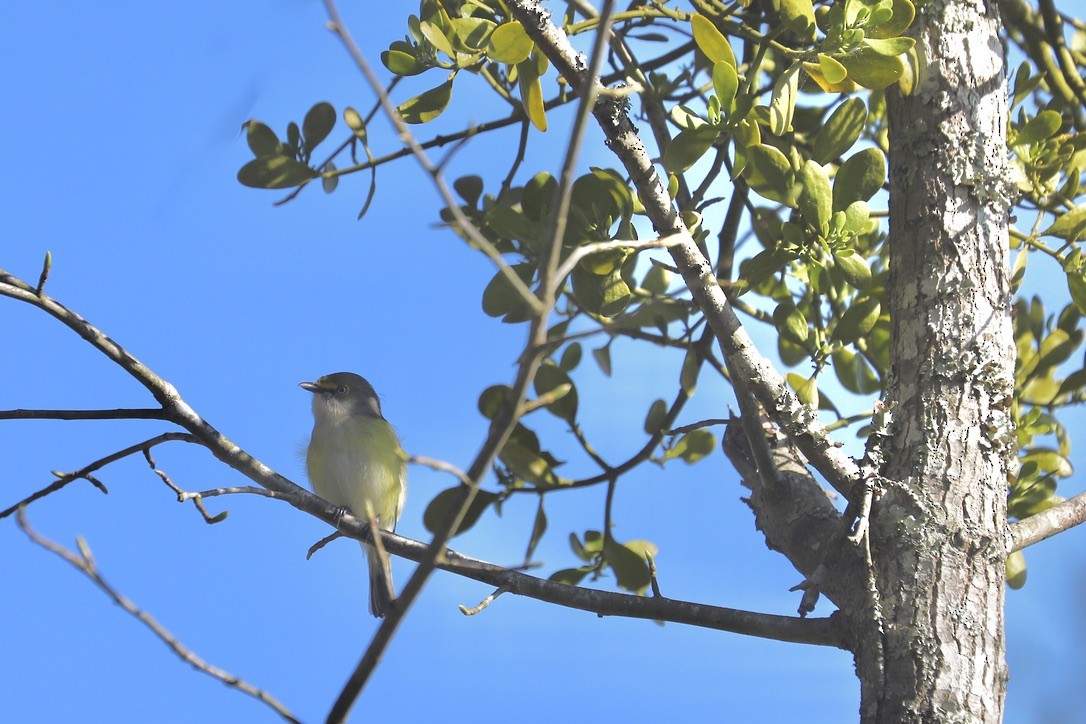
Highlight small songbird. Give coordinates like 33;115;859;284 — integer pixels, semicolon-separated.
300;372;407;618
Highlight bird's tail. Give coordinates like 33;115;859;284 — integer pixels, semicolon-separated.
363;542;394;618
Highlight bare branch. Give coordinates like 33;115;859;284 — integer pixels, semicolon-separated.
1;432;199;519
143;448;227;524
1009;490;1086;551
0;268;314;509
16;510;300;724
0;408;170;420
179;486;292;502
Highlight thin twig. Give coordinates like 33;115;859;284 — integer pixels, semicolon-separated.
1;432;199;519
178;486;292;502
16;509;300;724
665;417;730;435
552;234;683;287
458;586;508;616
143;448;227;524
0;408;170;420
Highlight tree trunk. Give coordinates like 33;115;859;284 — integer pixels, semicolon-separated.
860;0;1016;720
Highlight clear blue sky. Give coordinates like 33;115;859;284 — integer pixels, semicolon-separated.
3;2;1084;722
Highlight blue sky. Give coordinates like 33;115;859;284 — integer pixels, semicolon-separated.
3;1;1085;722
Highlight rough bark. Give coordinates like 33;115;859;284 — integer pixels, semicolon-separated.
862;0;1017;720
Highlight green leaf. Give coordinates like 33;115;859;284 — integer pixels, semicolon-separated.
833;148;886;211
559;342;582;372
641;263;671;295
397;75;455;124
454;175;484;206
1043;206;1086;242
1015;110;1063;146
680;347;699;394
745;144;795;203
481;263;535;322
1006;550;1027;589
712;62;739;110
812;97;867;164
816;54;849;86
478;384;511;420
525;498;547;561
449;16;496;54
779;335;809;367
593;345;613;376
797;160;833;230
834;297;881;344
534;362;578;423
381;45;428;76
866;0;916;39
549;568;590;586
419;19;455;58
246;122;280;157
302;102;336;154
842;200;872;235
488;21;533;64
237;156;318;189
768;62;802;136
571;266;631;317
321;162;338;194
691;14;736;68
1021;448;1073;478
779;0;817;40
834;248;872;289
773;302;809;343
832;347;881;394
837;47;906;89
662;125;720;174
739;248;791;290
487;204;541;245
788;372;819;407
423;486;498;536
678;429;715;463
644;399;668;435
517;51;549;132
862;37;914;57
501;437;560;487
603;535;651;593
1068;268;1086;315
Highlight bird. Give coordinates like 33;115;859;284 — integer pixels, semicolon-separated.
300;372;407;618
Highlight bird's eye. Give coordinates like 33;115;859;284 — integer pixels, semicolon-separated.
335;385;349;396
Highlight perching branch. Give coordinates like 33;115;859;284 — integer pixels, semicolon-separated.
315;505;847;648
17;509;300;724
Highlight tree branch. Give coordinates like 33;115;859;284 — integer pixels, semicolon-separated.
1;432;200;519
315;506;849;649
0;408;170;420
1008;490;1086;551
16;509;300;724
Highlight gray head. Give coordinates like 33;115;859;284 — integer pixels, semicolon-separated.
300;372;384;421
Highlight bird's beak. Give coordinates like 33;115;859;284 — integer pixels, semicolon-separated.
299;381;320;393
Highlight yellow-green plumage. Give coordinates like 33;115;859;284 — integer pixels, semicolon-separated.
302;372;407;618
